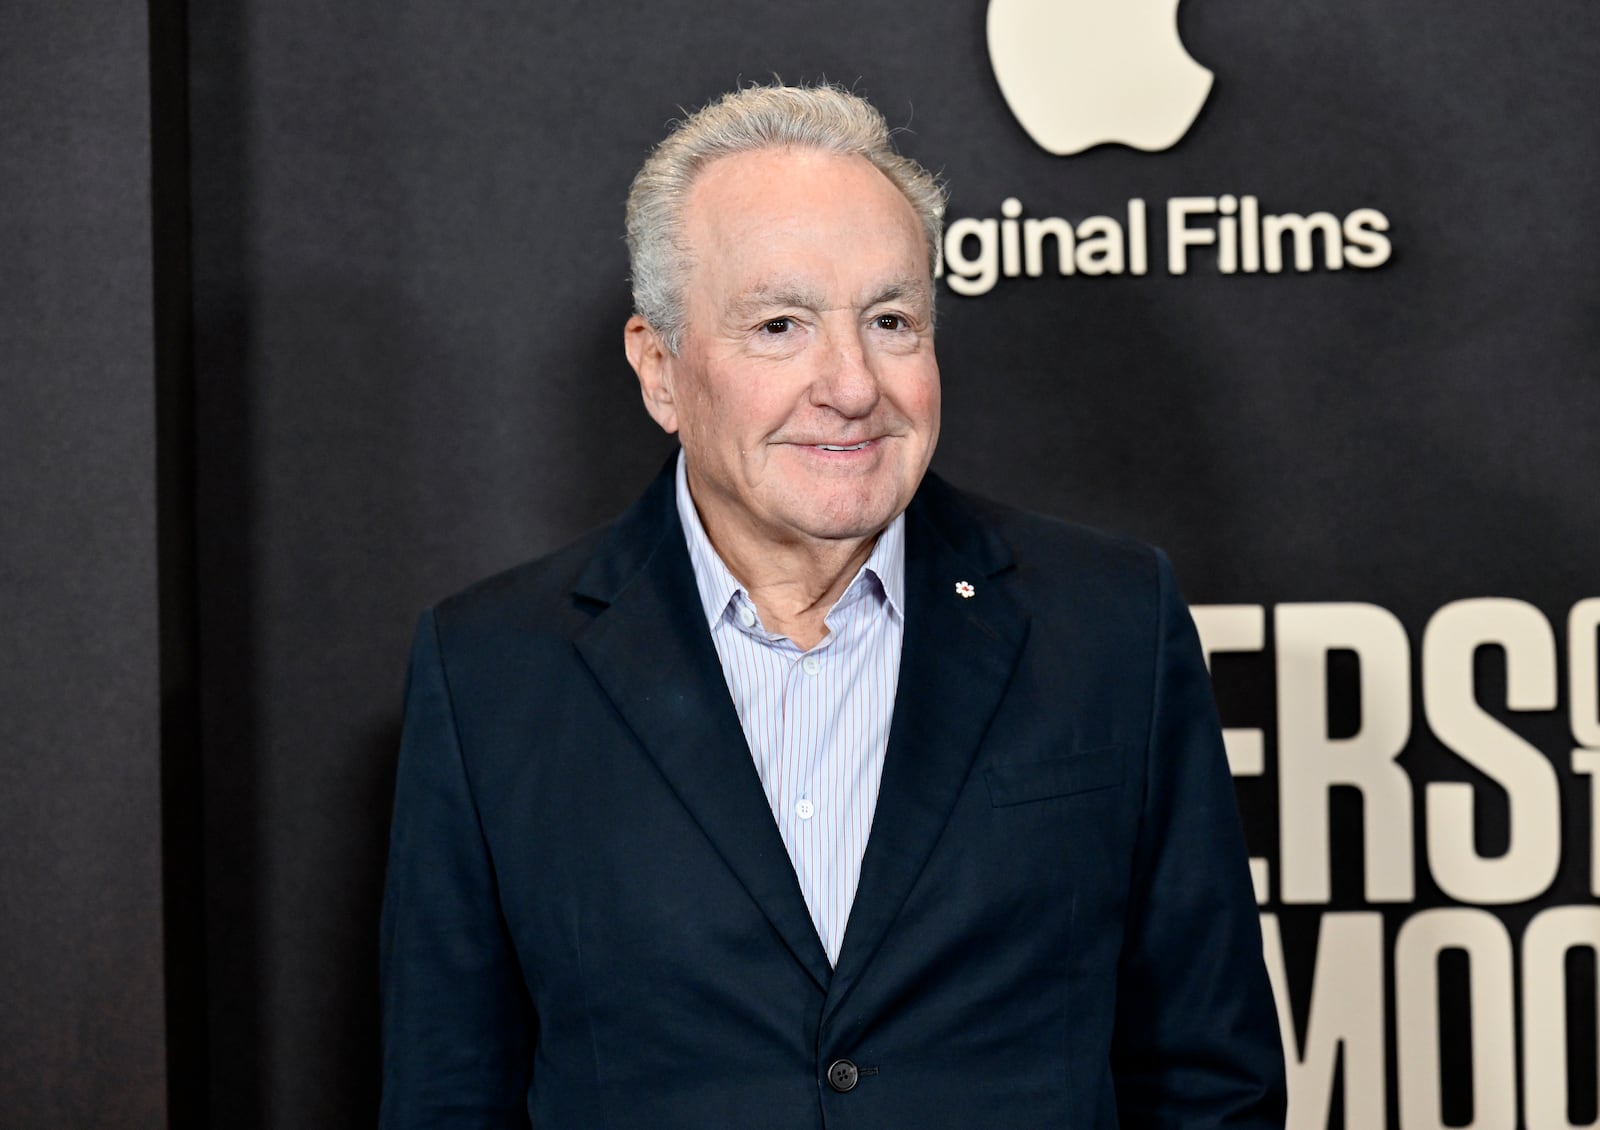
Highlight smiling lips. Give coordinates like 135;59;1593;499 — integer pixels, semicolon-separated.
815;440;873;452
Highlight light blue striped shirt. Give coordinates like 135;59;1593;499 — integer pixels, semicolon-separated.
675;452;905;966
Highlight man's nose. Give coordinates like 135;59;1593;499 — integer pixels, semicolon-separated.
811;326;880;417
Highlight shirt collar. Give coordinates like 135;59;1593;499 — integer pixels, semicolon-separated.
674;449;906;630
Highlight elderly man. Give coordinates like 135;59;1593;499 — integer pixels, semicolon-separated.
380;84;1285;1129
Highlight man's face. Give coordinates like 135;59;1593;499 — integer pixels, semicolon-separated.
628;147;941;555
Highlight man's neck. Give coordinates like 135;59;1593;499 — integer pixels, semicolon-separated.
696;505;879;652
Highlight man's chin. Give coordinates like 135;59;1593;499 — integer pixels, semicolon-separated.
754;474;924;546
791;500;910;544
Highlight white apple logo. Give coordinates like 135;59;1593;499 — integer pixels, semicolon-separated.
988;0;1214;155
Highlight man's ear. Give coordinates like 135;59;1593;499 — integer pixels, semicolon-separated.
624;315;679;435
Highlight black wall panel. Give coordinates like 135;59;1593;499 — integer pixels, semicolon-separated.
0;3;167;1127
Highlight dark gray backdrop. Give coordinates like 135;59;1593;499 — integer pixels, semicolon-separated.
3;0;1596;1126
1;2;168;1126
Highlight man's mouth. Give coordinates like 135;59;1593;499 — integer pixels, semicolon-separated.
813;440;873;452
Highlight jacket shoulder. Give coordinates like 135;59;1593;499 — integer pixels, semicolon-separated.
428;457;681;643
430;525;609;645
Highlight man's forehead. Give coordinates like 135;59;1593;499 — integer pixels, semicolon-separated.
683;147;915;233
674;147;931;323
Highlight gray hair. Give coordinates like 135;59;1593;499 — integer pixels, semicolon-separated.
625;83;946;354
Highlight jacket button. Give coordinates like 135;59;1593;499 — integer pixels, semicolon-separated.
826;1059;860;1093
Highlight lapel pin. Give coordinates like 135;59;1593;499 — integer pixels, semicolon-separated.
955;580;975;599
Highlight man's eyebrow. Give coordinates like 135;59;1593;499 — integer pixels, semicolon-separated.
863;278;932;309
729;277;931;315
724;277;933;324
727;282;826;321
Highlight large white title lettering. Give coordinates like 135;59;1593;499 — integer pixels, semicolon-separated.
1194;597;1600;1130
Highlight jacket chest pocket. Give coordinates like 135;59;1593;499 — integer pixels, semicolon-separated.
984;744;1125;807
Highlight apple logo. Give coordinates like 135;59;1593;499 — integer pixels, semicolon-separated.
988;0;1214;155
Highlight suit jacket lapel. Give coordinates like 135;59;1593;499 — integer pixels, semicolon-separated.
571;463;833;991
824;477;1030;1024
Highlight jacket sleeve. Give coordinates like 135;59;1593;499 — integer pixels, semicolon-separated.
380;609;534;1129
1110;551;1287;1128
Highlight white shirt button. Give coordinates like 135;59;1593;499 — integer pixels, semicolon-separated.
801;655;821;676
736;605;757;628
795;798;815;820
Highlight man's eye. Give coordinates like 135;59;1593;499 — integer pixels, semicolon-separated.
875;313;906;330
761;318;793;334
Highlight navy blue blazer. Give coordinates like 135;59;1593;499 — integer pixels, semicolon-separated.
380;463;1286;1129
